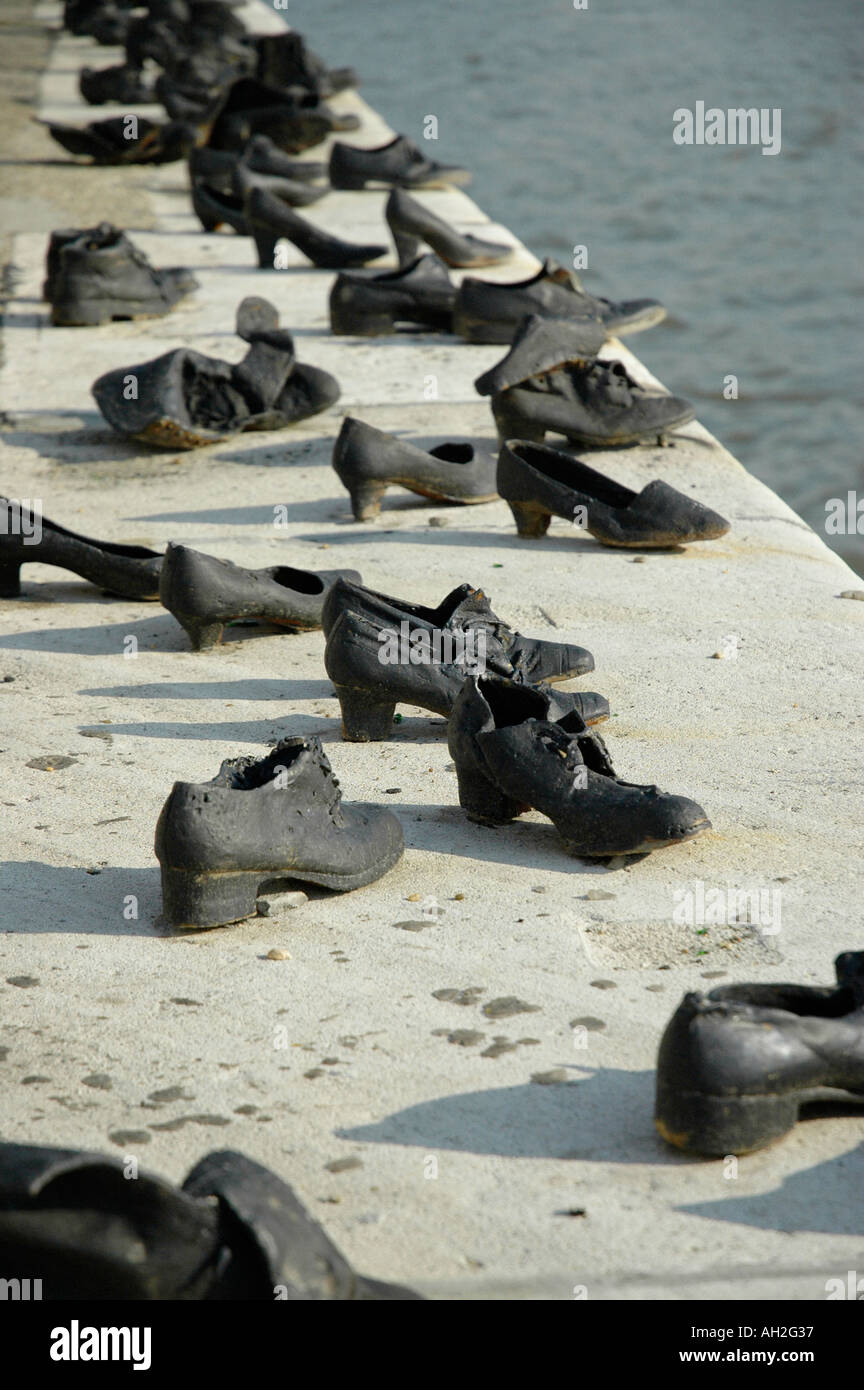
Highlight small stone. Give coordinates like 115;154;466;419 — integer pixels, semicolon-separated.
406;893;421;902
27;755;77;771
582;889;616;901
531;1069;570;1085
266;948;292;960
7;976;40;989
170;998;201;1007
446;1029;485;1047
630;557;645;563
21;1075;50;1085
428;517;449;528
433;987;484;1006
590;979;617;990
394;920;434;932
701;970;727;979
569;1017;606;1032
257;890;307;915
384;787;401;794
453;893;465;901
82;1073;112;1091
839;590;864;600
482;996;541;1019
481;1040;517;1059
324;1155;363;1173
304;1068;326;1080
321;1057;340;1066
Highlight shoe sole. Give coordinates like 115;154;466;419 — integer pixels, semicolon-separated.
51;295;192;327
655;1082;864;1157
160;838;404;930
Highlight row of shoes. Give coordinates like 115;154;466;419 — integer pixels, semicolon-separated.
2;939;859;1301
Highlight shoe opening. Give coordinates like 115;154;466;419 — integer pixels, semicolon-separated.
226;741;305;790
273;566;325;596
428;443;474;465
477;675;547;727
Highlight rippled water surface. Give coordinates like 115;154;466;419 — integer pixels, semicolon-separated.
274;0;864;572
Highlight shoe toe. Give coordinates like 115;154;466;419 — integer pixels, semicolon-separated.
609;298;667;333
644;792;710;847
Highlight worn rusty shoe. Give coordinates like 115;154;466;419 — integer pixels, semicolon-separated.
159;542;361;649
93;296;339;449
497;440;730;547
655;952;864;1156
454;257;665;344
245;187;387;269
329;254;456;336
332;417;498;518
0;1143;421;1298
155;737;405;928
46;223;198;326
0;497;162;600
449;675;709;853
385;188;511;268
330;135;471;190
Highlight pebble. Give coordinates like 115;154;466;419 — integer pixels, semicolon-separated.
7;976;39;989
428;517;449;528
569;1016;606;1032
839;590;864;600
447;1029;485;1047
266;948;292;960
394;920;434;932
82;1073;112;1090
482;996;541;1019
26;755;77;771
324;1155;363;1173
304;1068;326;1080
433;986;484;1006
406;893;421;902
582;889;616;901
257;891;307;915
531;1069;570;1085
590;979;617;990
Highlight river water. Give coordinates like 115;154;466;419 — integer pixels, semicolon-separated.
273;0;863;574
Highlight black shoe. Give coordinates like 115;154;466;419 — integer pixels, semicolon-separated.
329;254;455;336
656;952;864;1156
93;296;340;449
0;1142;421;1299
243;134;328;183
453;257;666;344
498;441;730;547
245;187;387;270
449;674;708;853
253;32;357;98
155;737;405;927
45;222;198;326
0;497;162;599
477;315;694;447
324;594;599;742
208;82;359;156
189;140;327;196
321;575;595;688
79;63;154;106
333;417;498;518
330;135;471;190
44;115;198;166
159;542;362;649
385;188;511;269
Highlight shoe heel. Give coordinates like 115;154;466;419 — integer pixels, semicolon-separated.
329;303;396;336
161;865;262;929
0;560;22;597
51;301;111;327
175;615;225;651
392;229;421;265
347;478;387;521
507;500;552;538
455;764;523;825
333;683;396;741
655;1085;801;1157
492;400;546;445
252;229;279;269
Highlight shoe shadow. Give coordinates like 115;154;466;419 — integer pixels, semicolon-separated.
337;1067;673;1163
678;1136;864;1236
0;614;185;656
1;861;161;937
79;678;335;701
